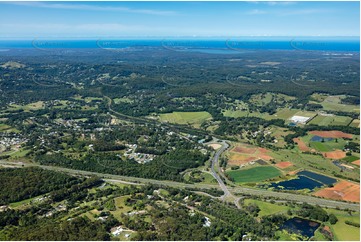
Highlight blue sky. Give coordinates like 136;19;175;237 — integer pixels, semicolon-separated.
0;1;359;38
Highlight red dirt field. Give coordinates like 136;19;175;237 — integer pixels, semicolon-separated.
229;144;274;164
352;160;360;166
293;138;309;152
309;130;353;139
322;150;346;159
275;161;293;169
314;180;360;202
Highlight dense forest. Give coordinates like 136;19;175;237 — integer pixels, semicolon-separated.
0;167;80;204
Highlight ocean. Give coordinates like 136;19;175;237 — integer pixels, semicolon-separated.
0;38;359;52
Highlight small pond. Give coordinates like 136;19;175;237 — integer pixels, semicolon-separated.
281;217;320;238
297;170;336;185
310;136;333;142
270;175;323;190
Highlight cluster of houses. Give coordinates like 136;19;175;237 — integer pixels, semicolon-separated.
0;135;27;153
123;144;155;164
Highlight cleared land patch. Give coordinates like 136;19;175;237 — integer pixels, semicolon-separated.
314;180;360;202
228;144;273;166
228;153;256;166
275;161;293;169
293;138;309;152
207;143;222;150
322;150;347;159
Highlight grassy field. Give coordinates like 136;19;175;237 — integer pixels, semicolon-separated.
269;126;295;147
349;119;360;128
7;101;44;112
184;171;217;184
321;95;359;113
309;140;346;152
199;172;218;184
342;155;360;163
268;147;360;181
243;199;288;217
273;108;299;120
111;195;133;220
9;148;31;158
300;134;346;152
308;115;353;127
227;166;282;183
223;109;276;120
325;208;360;241
310;93;328;102
249;92;273;106
0;123;12;131
159;111;212;128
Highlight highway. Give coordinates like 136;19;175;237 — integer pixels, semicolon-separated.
1;159;359;211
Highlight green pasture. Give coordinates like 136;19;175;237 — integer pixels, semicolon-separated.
243;199;288;217
226;166;282;183
349;119;360;128
308;115;353;127
325;208;360;241
159;111;212;128
321;95;359;113
342;155;359;163
222;109;276;120
273;108;299;120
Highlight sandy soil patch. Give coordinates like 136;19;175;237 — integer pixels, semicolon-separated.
341;164;354;170
293;138;309;152
352;160;360;166
322;150;346;159
314;180;360;202
275;161;293;169
208;143;222;150
309;130;353;139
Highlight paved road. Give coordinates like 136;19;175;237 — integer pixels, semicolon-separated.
0;160;359;211
210;141;231;198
